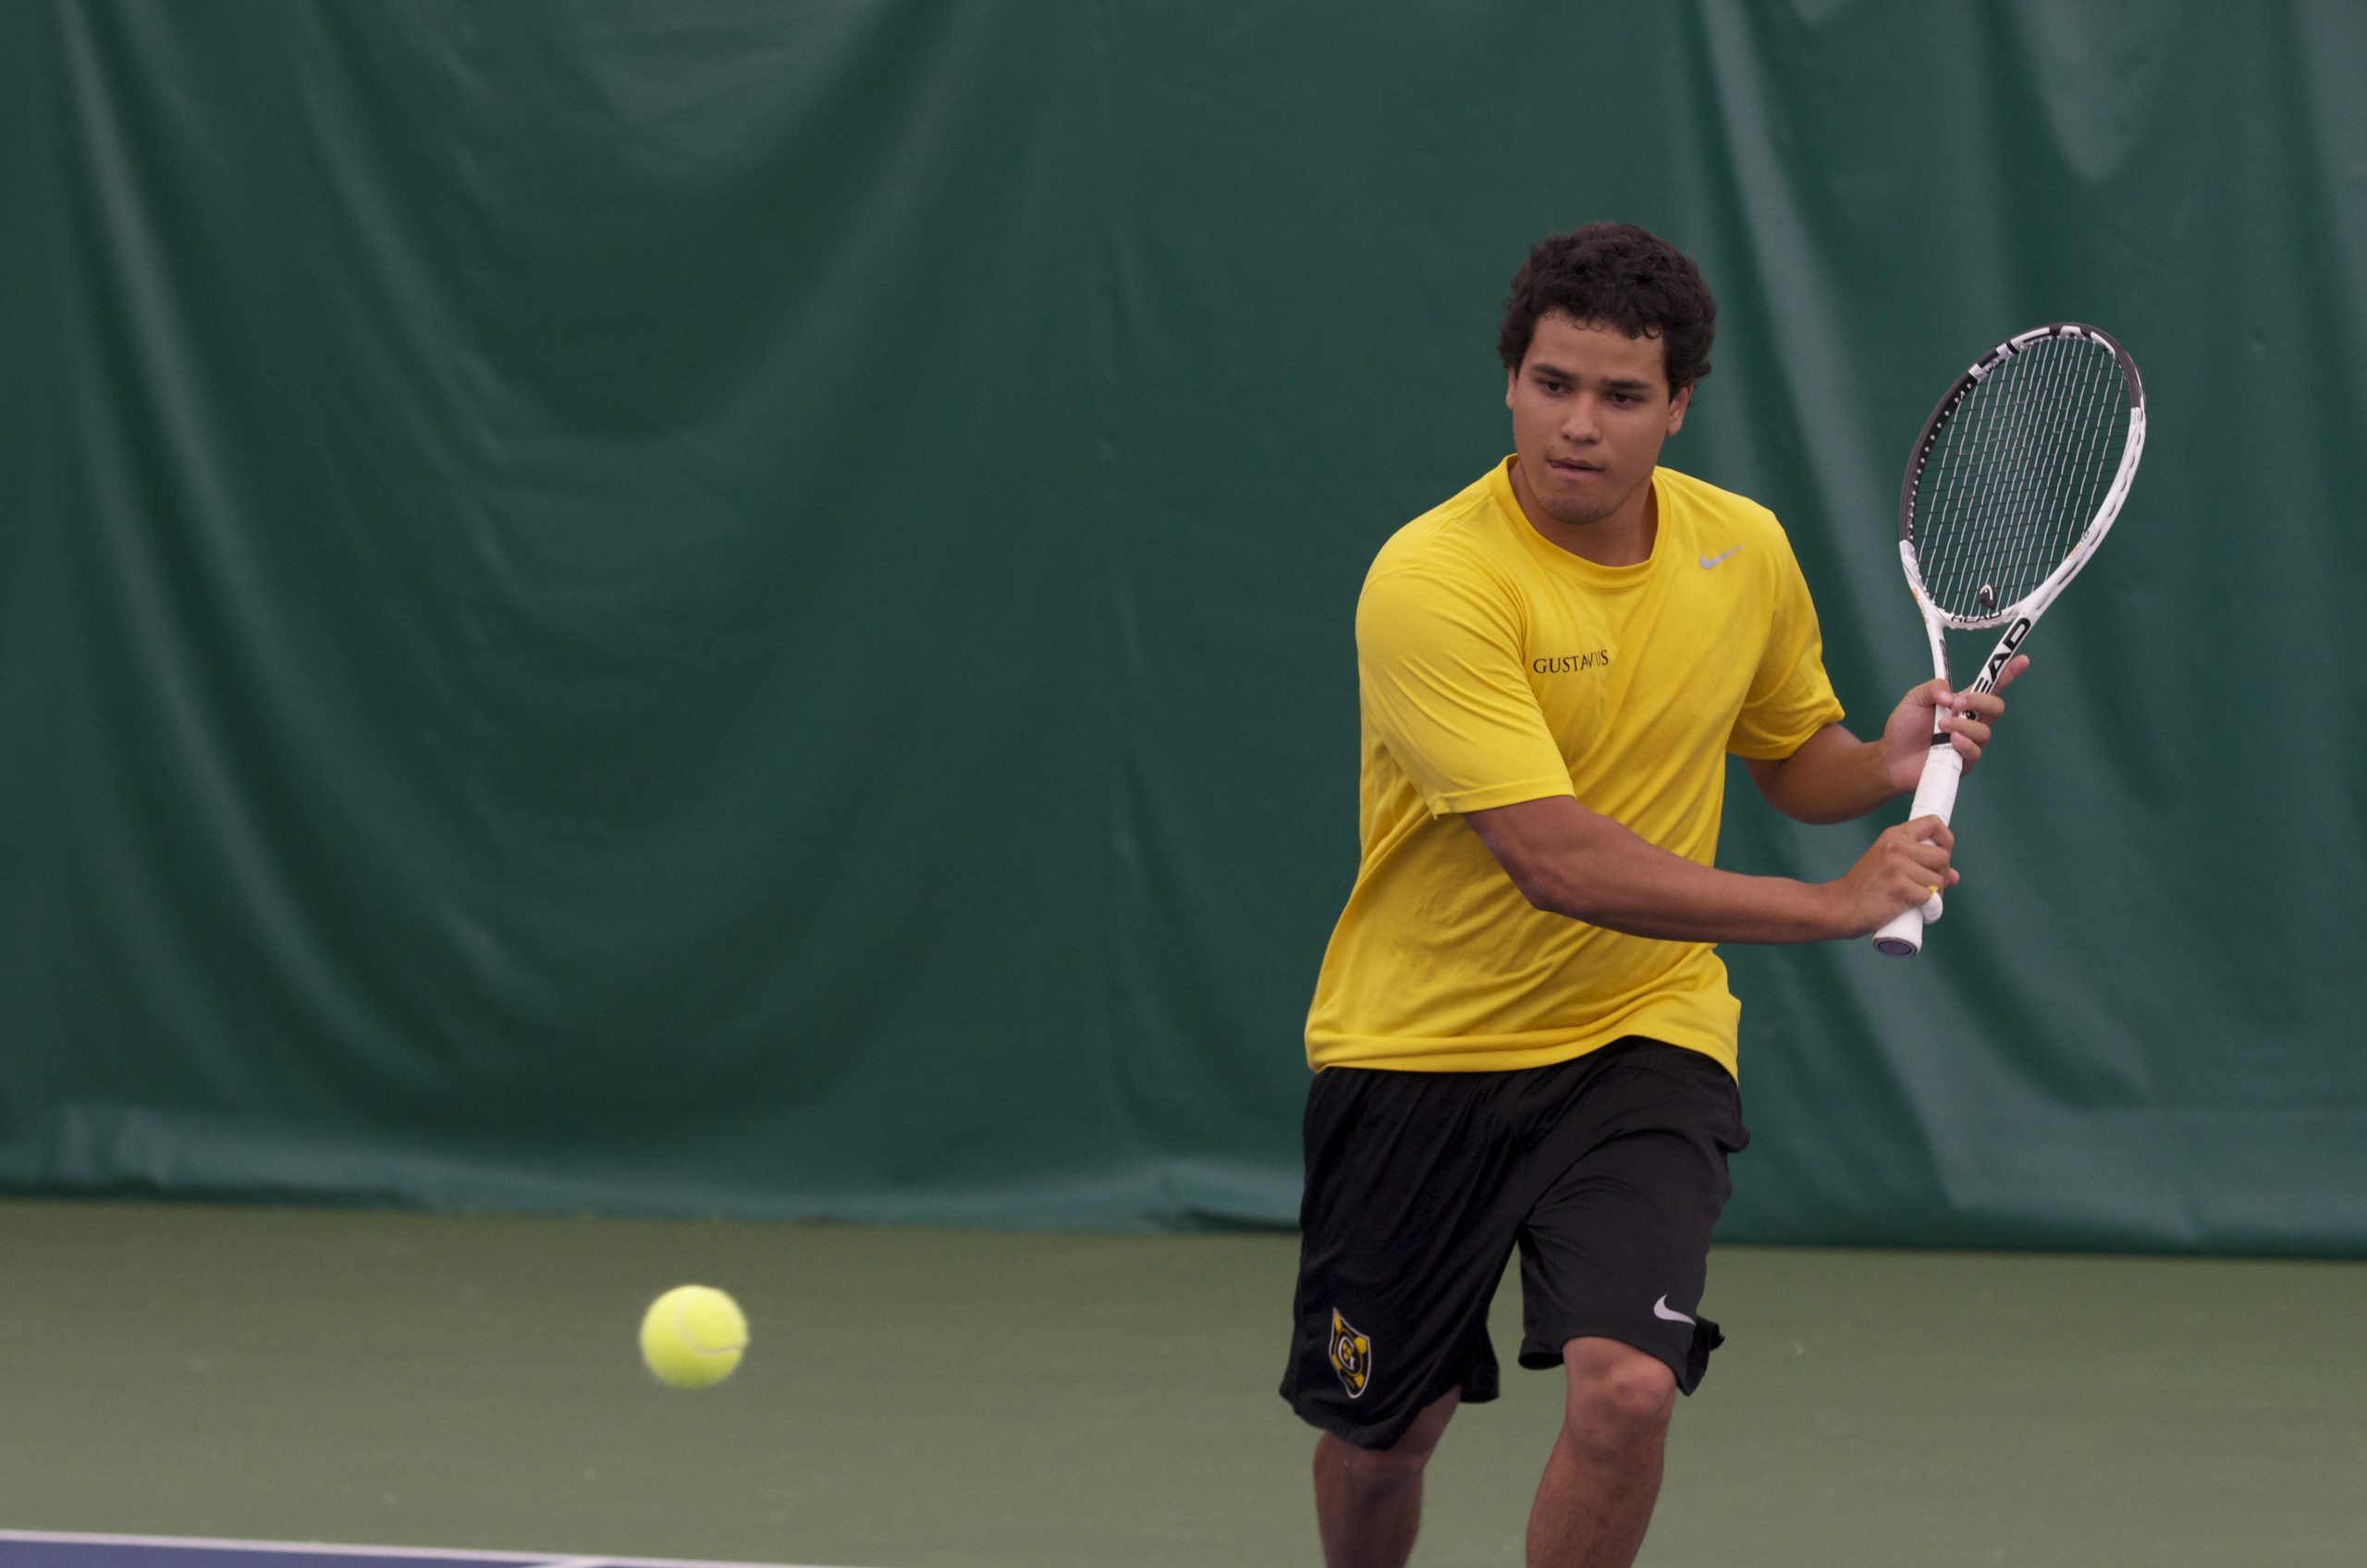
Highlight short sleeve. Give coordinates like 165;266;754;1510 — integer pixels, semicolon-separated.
1356;564;1576;816
1727;528;1846;759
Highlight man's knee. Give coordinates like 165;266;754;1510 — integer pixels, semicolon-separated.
1561;1337;1675;1447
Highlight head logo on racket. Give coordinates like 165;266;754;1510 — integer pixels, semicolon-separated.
1328;1307;1373;1399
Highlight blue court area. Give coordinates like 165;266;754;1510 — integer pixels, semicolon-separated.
0;1537;840;1568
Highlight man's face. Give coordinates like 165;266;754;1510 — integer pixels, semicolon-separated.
1504;312;1691;529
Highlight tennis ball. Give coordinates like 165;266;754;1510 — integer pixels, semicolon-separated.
638;1285;748;1389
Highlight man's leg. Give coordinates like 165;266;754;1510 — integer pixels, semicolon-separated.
1512;1046;1747;1566
1283;1066;1520;1562
1314;1386;1461;1568
1525;1337;1675;1568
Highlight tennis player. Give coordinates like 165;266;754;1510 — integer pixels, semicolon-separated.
1280;223;2024;1568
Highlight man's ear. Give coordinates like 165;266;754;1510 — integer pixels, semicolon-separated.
1505;365;1520;412
1665;382;1692;436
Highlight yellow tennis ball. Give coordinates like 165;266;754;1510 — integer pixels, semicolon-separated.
638;1285;748;1389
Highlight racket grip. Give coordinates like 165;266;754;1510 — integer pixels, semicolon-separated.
1870;741;1964;958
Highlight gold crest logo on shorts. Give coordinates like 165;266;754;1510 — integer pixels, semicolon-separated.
1328;1307;1372;1399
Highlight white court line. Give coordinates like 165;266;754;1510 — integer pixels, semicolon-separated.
0;1532;883;1568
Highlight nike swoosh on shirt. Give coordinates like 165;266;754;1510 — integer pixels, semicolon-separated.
1699;545;1742;570
1652;1295;1697;1326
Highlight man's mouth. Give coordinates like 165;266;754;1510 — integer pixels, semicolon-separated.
1547;458;1602;475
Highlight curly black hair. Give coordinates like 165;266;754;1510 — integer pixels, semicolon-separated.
1497;224;1717;394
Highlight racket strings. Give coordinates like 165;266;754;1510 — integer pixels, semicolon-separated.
2007;340;2118;591
1925;337;2127;614
1911;335;2129;621
1920;344;2050;609
1981;342;2084;599
1927;339;2078;608
1929;346;2050;601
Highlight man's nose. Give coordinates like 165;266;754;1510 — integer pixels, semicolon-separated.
1560;393;1603;443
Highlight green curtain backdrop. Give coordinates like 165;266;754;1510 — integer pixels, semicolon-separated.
4;1;2361;1251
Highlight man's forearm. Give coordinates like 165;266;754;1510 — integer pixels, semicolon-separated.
1466;798;1846;944
1749;725;1902;825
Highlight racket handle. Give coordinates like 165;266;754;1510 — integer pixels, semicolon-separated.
1870;741;1964;958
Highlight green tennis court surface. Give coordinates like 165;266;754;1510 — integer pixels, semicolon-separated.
0;1537;845;1568
5;1200;2361;1566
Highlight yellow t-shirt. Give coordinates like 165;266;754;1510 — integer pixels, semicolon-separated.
1305;458;1845;1078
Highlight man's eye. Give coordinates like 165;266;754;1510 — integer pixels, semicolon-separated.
1608;392;1638;406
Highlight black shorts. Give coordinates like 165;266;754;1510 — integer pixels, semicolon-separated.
1279;1038;1749;1451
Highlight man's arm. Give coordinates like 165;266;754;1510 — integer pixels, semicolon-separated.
1464;794;1956;944
1745;656;2030;825
1741;724;1897;826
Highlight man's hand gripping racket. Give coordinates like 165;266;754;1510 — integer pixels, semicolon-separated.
1872;323;2147;957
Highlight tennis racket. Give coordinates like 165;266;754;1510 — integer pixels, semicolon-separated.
1870;322;2146;957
